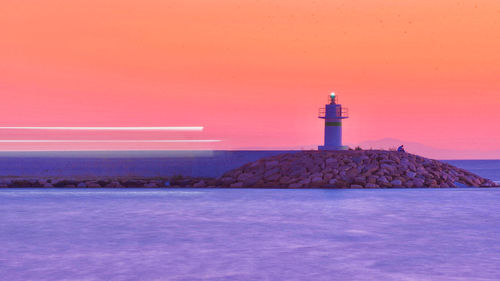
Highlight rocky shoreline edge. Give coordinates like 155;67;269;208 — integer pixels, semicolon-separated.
0;150;497;188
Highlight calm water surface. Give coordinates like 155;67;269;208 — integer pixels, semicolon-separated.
1;188;500;281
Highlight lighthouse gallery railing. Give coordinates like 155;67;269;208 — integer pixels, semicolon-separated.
318;107;349;118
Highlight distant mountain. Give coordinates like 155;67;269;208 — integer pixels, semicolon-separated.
356;138;500;160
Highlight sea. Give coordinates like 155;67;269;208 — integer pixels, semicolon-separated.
0;160;500;281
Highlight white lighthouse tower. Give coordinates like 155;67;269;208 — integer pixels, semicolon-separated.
318;92;349;150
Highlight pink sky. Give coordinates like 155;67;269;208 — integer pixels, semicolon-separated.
1;0;499;153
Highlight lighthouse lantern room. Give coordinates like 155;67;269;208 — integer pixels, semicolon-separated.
318;92;349;150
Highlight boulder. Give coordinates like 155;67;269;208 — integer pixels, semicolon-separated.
220;177;235;186
288;183;303;188
86;182;102;188
11;179;33;187
380;163;396;172
279;176;292;184
345;167;359;178
264;173;280;182
193;180;206;188
264;167;280;178
353;176;366;185
367;176;378;184
298;178;312;186
413;179;425;187
237;173;254;182
265;160;279;168
325;158;338;165
121;180;147;187
365;183;379;188
230;182;244;188
53;180;79;188
406;171;416;178
333;179;349;188
106;181;123;188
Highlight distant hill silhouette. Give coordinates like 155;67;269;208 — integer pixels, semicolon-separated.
233;138;500;159
357;138;500;160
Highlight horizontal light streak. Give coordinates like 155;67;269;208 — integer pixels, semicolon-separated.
0;140;221;143
0;127;203;131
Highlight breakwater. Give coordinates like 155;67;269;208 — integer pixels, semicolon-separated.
214;150;497;188
0;150;497;188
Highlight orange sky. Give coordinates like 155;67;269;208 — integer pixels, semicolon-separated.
0;0;499;153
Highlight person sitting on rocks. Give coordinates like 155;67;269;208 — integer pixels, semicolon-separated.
397;145;406;152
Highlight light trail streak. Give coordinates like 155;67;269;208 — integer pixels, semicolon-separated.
0;140;221;143
0;127;204;131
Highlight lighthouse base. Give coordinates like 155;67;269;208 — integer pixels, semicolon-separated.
318;145;349;151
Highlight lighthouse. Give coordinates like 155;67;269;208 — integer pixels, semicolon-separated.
318;92;349;150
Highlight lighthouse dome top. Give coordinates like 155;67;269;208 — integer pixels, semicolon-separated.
329;92;338;104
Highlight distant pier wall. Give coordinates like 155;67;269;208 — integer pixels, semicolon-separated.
0;151;298;178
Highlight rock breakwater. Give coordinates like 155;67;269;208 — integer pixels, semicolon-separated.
0;150;497;188
213;150;497;188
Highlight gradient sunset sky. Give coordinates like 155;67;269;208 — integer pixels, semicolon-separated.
1;0;499;152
